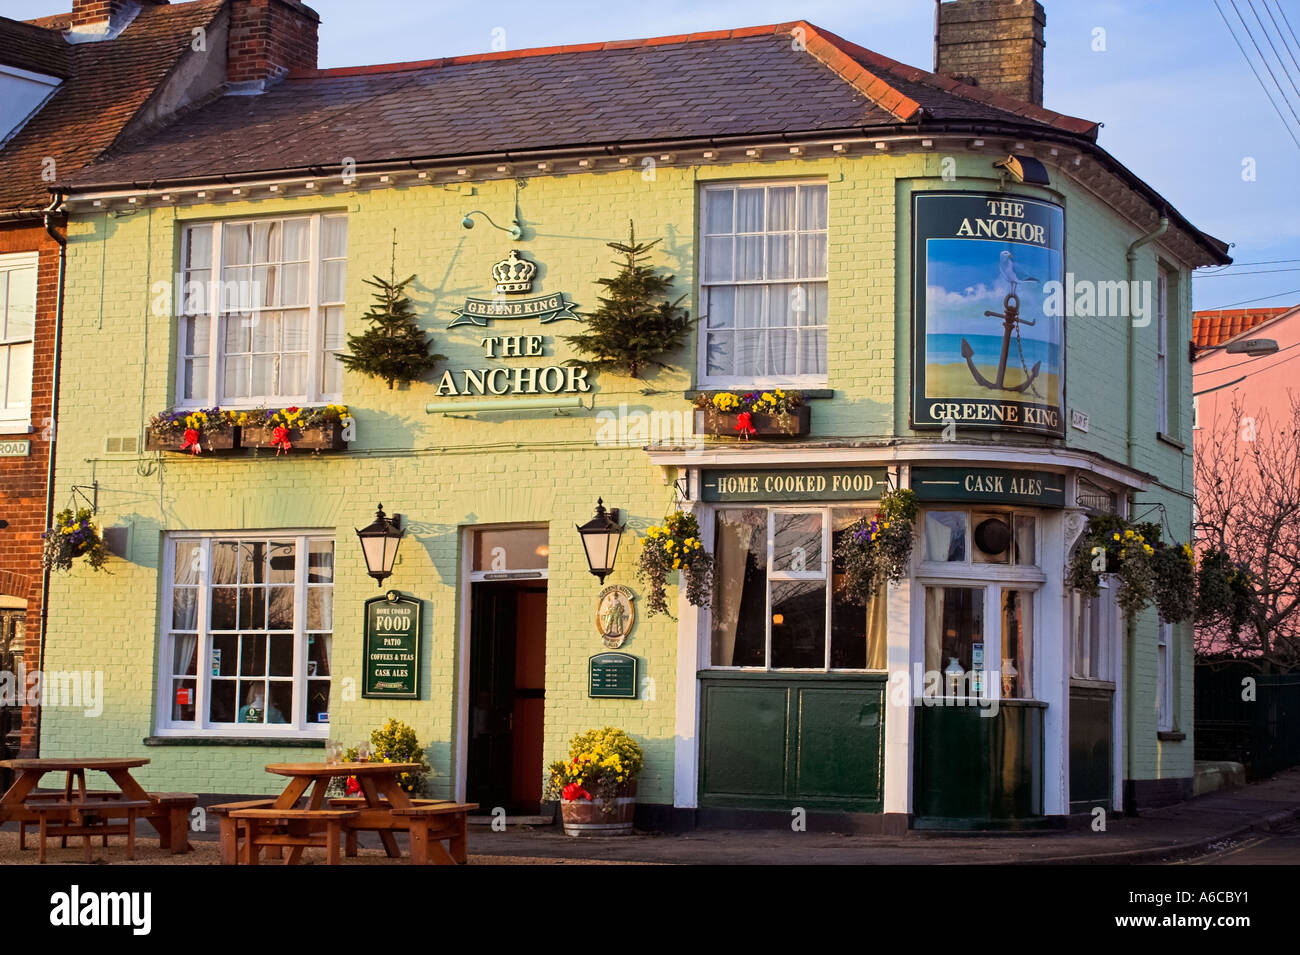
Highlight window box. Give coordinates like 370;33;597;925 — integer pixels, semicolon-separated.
241;419;348;452
694;405;810;438
144;422;239;454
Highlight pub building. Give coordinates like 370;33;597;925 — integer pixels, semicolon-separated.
38;0;1226;830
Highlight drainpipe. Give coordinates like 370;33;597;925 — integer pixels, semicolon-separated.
1122;215;1166;812
35;191;66;757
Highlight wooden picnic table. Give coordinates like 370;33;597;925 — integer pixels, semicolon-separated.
222;762;474;865
265;761;422;863
0;757;196;854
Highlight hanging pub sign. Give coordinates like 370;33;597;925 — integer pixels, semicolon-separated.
589;652;638;699
447;250;580;328
911;192;1065;437
701;467;889;503
911;466;1066;508
362;590;422;699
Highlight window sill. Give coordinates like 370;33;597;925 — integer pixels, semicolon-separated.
1156;432;1185;450
144;736;326;747
685;388;834;400
1156;730;1186;742
0;422;33;436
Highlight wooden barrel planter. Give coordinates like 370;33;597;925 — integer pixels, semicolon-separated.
242;421;348;452
694;405;810;438
145;427;238;454
560;784;636;837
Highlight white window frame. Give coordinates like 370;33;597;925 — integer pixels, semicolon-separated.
0;251;38;430
154;531;334;738
914;506;1045;701
1157;621;1173;732
1156;268;1169;435
697;179;829;389
1070;579;1117;685
707;503;880;672
176;213;346;409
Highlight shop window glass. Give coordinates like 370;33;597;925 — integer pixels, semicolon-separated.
1001;589;1033;697
924;586;985;696
971;512;1012;564
831;508;887;669
924;511;967;562
1013;514;1037;566
711;509;767;667
770;579;826;668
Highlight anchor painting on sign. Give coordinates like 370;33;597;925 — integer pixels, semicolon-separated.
911;191;1065;436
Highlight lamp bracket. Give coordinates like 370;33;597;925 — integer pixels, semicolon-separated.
70;481;98;514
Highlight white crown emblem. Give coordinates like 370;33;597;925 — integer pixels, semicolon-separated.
492;249;537;294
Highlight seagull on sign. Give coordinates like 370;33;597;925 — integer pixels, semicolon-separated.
998;250;1039;291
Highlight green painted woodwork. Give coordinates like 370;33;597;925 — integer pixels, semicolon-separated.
1069;686;1114;812
698;672;885;812
911;466;1065;508
913;700;1044;821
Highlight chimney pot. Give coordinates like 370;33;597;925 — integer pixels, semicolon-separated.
935;0;1046;106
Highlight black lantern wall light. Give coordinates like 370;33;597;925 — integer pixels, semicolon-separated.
576;499;625;584
356;503;405;586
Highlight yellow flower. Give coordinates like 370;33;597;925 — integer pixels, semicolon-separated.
1112;533;1121;541
672;559;681;569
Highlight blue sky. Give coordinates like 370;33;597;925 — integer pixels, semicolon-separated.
12;0;1300;309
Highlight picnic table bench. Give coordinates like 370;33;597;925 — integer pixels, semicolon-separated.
0;758;197;860
213;763;476;865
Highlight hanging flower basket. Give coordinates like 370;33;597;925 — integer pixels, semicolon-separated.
1067;514;1200;619
42;507;107;573
241;405;351;453
146;408;238;454
692;390;809;438
545;727;644;837
635;510;714;617
833;488;918;601
1195;549;1255;631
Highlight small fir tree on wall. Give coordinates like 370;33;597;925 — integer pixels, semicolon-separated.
340;231;445;389
564;221;695;379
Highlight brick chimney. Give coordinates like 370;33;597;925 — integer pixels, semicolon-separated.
227;0;320;88
68;0;167;39
935;0;1046;106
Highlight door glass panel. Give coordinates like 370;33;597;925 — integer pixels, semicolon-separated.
924;586;984;697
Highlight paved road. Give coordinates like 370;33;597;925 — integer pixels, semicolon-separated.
1183;821;1300;865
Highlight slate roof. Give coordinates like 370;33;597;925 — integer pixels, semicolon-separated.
0;1;224;212
67;20;1101;190
1193;306;1298;349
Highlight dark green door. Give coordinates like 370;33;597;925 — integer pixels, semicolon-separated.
1069;686;1113;812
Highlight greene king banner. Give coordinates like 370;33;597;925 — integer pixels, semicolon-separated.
911;192;1065;436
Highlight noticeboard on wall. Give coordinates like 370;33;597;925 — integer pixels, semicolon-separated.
362;591;422;699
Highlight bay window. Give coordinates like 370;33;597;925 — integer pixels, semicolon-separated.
0;252;36;429
178;214;346;408
158;533;333;736
918;507;1043;699
699;181;828;387
710;506;886;670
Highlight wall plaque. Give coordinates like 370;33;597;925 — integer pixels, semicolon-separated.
362;590;422;699
588;652;637;699
596;584;636;648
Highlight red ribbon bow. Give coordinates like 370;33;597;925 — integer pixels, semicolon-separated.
735;411;757;439
182;428;202;455
562;783;592;802
271;425;292;455
345;776;360;796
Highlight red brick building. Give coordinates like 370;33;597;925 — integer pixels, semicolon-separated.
0;0;320;757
